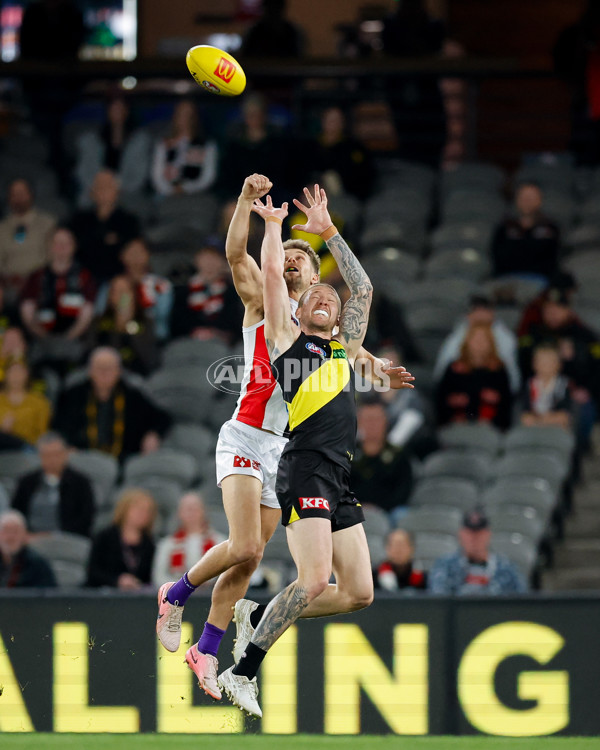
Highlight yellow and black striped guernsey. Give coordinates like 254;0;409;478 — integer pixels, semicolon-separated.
273;331;356;471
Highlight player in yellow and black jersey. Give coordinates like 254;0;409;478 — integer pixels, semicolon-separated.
218;185;376;714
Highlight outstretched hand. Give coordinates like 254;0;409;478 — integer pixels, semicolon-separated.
251;195;289;222
381;361;416;390
241;173;273;201
291;184;334;236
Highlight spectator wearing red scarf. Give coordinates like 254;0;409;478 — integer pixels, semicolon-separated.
152;493;225;588
373;529;427;591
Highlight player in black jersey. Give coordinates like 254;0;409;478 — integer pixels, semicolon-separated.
218;186;375;716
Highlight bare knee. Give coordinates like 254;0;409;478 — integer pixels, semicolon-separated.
304;576;330;601
227;538;261;566
345;583;374;612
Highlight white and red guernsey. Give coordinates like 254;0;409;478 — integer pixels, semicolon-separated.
231;320;288;435
232;300;298;437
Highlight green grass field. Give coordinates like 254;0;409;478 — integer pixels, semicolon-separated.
1;736;599;750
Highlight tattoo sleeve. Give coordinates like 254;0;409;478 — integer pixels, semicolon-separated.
251;581;309;651
325;233;373;347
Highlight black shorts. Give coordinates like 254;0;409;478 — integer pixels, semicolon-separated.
276;449;365;532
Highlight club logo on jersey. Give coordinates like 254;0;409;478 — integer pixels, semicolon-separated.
214;57;236;83
306;342;326;359
233;455;261;471
299;497;330;510
201;80;220;94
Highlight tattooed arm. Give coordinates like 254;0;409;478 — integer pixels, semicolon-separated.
252;196;298;360
292;184;373;362
325;230;373;359
250;581;309;651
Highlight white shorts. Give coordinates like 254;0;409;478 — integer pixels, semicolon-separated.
215;419;287;509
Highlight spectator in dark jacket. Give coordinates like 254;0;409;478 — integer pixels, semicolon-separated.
12;432;95;537
170;244;242;343
0;509;56;587
350;400;413;519
19;226;96;373
437;323;512;430
373;529;427;591
86;488;156;589
70;169;140;286
52;346;171;461
491;182;560;282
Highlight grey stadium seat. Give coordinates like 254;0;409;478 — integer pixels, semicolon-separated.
29;531;91;565
163;423;216;463
504;425;575;459
486;505;546;543
162;338;230;369
146;368;216;424
438;423;502;458
424;248;491;283
413;532;459;571
123;449;197;488
362;505;391;537
68;450;119;509
409;477;479;512
482;477;556;521
490;531;537;580
398;506;462;535
0;452;40;497
421;450;491;488
495;449;570;485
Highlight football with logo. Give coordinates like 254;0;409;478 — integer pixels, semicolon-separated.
186;45;246;97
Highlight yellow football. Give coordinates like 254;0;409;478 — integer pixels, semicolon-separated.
186;45;246;97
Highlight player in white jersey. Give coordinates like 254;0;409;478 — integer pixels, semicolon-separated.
156;175;414;700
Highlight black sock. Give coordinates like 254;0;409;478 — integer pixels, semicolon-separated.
250;604;267;629
233;642;267;679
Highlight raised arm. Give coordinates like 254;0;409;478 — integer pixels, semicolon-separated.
252;197;297;360
292;184;372;360
225;174;272;309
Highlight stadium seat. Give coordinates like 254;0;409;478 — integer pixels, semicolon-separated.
0;485;8;512
430;221;494;255
482;477;556;521
504;425;575;458
409;477;480;512
29;532;91;565
398;506;462;535
402;279;478;311
366;532;387;567
161;338;231;371
51;560;87;587
146;368;217;424
262;524;293;564
440;162;506;193
490;531;538;581
362;505;392;537
437;423;502;458
421;450;491;488
413;532;459;571
123;449;197;488
362;247;421;286
68;450;119;510
163;423;216;464
486;505;546;543
496;448;570;485
424;248;491;283
0;452;40;497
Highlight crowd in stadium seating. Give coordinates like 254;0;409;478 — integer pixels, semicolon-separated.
0;88;599;596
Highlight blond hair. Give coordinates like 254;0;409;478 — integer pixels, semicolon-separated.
113;488;157;534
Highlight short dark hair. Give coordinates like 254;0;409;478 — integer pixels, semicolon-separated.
283;239;320;275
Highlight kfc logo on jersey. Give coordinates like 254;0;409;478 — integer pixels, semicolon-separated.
214;57;236;83
299;497;330;510
233;455;261;471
